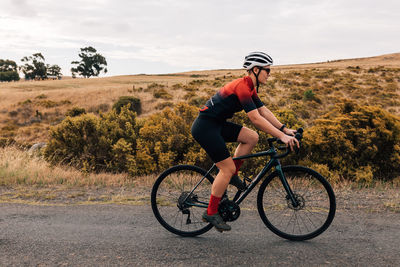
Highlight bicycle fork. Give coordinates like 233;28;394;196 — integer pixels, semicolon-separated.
276;164;299;208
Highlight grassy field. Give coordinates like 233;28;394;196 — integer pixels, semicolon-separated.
0;53;400;204
1;52;399;146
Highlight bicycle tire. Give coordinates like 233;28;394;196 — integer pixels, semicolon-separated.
151;165;214;237
257;165;336;241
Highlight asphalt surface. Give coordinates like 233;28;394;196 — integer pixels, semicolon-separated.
1;203;399;266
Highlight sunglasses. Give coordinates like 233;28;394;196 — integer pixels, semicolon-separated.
260;67;271;74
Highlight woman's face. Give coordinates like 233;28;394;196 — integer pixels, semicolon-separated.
257;67;271;84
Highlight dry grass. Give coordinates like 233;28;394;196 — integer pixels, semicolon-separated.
1;53;399;145
0;146;159;187
0;145;158;204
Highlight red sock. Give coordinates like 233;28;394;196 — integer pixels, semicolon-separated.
233;159;244;176
207;194;222;215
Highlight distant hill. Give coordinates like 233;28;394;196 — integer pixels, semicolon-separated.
276;52;400;70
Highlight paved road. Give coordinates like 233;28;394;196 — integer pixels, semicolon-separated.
0;203;399;266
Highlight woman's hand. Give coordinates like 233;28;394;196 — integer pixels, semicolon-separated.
280;134;300;151
283;128;297;136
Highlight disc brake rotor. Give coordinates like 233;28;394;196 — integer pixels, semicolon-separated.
286;193;305;210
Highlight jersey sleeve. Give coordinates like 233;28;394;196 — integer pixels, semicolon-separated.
252;93;264;108
236;84;258;113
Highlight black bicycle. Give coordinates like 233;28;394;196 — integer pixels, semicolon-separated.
151;129;336;241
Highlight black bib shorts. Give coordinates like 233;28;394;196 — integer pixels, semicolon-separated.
191;115;243;163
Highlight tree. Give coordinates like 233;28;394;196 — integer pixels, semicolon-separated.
0;59;18;72
71;46;108;78
20;53;47;80
47;64;62;79
0;59;20;81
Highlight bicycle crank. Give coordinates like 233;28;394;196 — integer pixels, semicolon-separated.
218;199;240;222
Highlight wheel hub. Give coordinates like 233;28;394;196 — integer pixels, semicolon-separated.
286;193;305;210
177;192;197;210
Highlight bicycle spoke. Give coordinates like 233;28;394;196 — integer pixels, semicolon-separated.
151;166;213;236
258;166;335;240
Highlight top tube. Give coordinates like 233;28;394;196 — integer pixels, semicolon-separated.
232;149;276;161
233;128;303;161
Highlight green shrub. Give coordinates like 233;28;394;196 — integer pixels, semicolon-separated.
147;83;165;90
37;100;71;108
301;100;400;181
35;94;47;99
112;96;141;115
303;90;315;101
133;102;208;175
153;88;172;99
0;71;20;82
65;107;86;117
188;79;206;86
44;105;139;173
44;113;101;169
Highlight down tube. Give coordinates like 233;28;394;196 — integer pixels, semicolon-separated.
235;159;277;205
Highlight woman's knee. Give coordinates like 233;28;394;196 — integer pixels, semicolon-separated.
216;159;236;177
249;130;259;145
239;127;259;145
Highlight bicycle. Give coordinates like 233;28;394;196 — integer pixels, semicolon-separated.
151;128;336;241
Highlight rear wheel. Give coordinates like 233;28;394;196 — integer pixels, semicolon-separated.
151;165;214;237
257;166;336;241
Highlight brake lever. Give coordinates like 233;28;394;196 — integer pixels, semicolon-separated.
293;128;303;154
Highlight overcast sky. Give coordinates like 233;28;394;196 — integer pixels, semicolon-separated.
1;0;399;76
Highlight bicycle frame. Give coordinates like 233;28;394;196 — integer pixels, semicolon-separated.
183;146;299;208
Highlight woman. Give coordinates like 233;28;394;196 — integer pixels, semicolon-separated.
191;52;299;232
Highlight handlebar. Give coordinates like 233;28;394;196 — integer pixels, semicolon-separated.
267;128;303;158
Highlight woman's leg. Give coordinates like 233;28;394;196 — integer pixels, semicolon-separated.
233;126;259;158
212;157;236;197
206;157;235;218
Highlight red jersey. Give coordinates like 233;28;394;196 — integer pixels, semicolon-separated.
199;76;264;120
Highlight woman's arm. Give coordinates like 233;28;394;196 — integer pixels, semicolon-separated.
257;106;283;129
247;109;299;150
257;106;296;136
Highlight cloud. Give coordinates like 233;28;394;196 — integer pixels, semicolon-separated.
4;0;38;17
1;0;399;75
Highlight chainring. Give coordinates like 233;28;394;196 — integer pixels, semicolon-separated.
218;199;240;222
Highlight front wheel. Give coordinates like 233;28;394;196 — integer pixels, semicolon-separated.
151;165;214;237
257;166;336;241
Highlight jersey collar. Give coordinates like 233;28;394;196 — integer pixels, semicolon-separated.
244;76;255;91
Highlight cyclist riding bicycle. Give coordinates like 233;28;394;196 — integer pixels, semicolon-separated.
191;51;299;232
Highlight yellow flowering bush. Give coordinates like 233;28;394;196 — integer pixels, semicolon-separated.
301;100;400;181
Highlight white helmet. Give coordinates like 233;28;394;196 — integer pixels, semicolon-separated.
243;52;273;70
